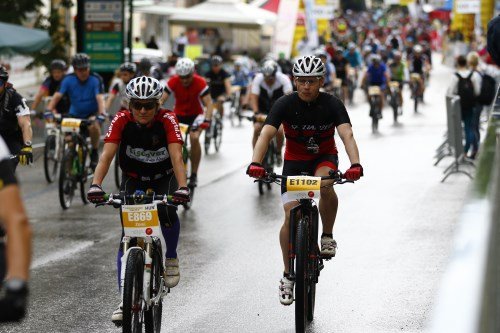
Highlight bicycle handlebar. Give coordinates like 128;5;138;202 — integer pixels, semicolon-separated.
96;193;176;208
263;169;354;185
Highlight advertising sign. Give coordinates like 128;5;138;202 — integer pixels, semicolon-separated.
83;0;124;72
455;0;480;14
273;0;301;58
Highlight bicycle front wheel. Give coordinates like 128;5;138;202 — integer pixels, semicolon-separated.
214;119;222;152
58;149;75;209
122;248;144;333
144;243;163;333
295;217;309;333
44;134;59;183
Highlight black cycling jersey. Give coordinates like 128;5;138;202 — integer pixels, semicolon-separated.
265;92;351;160
205;69;230;99
409;55;428;74
41;76;70;114
332;57;349;80
0;86;30;149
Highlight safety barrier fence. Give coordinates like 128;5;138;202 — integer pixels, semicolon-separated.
430;84;500;332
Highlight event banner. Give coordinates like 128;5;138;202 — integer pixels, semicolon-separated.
273;0;301;58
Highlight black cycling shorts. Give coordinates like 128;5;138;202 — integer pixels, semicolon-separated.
280;154;338;195
176;115;199;126
0;159;18;189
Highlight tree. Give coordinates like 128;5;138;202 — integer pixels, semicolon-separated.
0;1;44;25
29;1;73;71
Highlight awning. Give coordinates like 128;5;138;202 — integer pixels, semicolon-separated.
168;0;277;28
0;22;51;55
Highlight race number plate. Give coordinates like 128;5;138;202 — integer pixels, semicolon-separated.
122;204;161;237
61;118;82;133
410;73;421;81
333;78;342;88
179;123;189;135
286;176;321;200
368;86;381;96
389;81;400;89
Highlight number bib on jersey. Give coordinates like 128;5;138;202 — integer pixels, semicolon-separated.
286;176;321;200
122;204;161;237
61;118;82;133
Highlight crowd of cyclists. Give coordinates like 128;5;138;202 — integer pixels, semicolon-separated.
4;8;500;327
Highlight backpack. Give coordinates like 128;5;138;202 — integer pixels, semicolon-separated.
455;72;475;114
475;71;497;106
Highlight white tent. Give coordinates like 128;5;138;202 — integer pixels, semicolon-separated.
168;0;277;28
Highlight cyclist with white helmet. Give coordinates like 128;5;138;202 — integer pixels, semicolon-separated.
314;49;336;91
247;55;362;305
407;44;430;100
160;57;213;187
87;76;189;325
250;59;293;165
105;62;137;112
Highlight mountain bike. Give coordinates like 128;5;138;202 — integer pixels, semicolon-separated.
179;122;200;209
58;117;93;209
228;86;243;127
204;108;223;155
347;68;357;105
244;113;279;195
114;151;121;189
388;81;402;123
97;192;176;333
368;86;382;133
43;113;63;183
332;78;343;102
410;73;421;113
263;170;353;333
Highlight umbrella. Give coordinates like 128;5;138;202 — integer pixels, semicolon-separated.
0;21;51;55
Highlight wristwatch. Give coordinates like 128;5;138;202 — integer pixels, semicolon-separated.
24;141;32;147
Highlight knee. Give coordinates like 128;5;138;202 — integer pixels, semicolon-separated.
320;187;337;200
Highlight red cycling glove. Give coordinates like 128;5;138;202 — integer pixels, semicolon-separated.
199;119;211;130
344;163;363;181
246;162;266;179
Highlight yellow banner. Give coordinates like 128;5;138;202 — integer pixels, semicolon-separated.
184;44;203;60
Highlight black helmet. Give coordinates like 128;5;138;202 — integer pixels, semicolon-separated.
138;58;152;72
211;55;223;66
119;62;137;73
0;66;8;82
50;59;67;71
72;53;90;69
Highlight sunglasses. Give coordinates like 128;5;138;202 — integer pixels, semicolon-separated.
295;77;321;86
179;74;192;80
130;100;157;110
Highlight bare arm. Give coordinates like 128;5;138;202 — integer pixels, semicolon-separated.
160;91;170;106
0;185;31;280
202;94;214;120
337;123;360;165
31;88;48;111
168;142;187;188
252;124;278;163
92;142;118;186
96;94;105;115
105;92;116;111
250;93;259;114
17;116;32;144
224;78;232;97
46;92;63;111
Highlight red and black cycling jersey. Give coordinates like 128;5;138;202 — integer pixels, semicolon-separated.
265;92;351;161
105;109;183;179
164;74;209;117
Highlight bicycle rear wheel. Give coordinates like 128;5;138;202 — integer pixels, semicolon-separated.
58;149;75;210
144;244;163;333
183;182;195;210
204;127;211;155
214;118;222;152
295;217;309;333
44;134;59;183
122;248;144;333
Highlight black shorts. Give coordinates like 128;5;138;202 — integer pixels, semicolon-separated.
280;154;339;195
177;115;200;126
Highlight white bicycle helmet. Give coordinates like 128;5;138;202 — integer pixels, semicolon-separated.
261;60;278;77
292;56;326;77
175;58;195;76
126;76;163;100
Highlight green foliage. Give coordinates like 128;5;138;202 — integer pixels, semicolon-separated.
0;0;44;25
28;1;73;72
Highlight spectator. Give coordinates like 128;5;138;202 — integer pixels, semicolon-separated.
466;51;483;160
175;33;188;57
146;36;159;49
132;36;146;49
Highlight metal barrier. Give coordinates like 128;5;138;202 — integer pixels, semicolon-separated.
438;95;474;182
429;84;500;332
